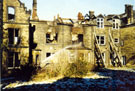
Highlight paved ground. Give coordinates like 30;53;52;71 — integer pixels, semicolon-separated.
1;68;135;91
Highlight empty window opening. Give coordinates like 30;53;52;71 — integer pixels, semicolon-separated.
96;36;105;45
8;28;19;45
8;52;14;67
114;38;119;43
8;7;15;21
8;29;14;44
8;52;20;68
55;33;58;41
72;34;83;44
101;36;105;44
15;52;19;67
78;34;83;42
36;55;39;65
14;29;19;44
46;33;58;44
46;34;51;43
46;53;51;57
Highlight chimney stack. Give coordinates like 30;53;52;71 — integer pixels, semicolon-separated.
78;12;84;20
125;4;134;24
32;0;39;20
89;11;94;18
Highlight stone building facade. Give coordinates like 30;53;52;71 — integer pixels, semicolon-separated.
1;0;135;73
0;0;3;71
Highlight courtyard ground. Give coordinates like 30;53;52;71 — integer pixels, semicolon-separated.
1;67;135;91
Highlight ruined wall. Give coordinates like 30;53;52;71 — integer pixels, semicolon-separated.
2;0;31;70
31;21;50;64
1;0;130;70
3;0;30;23
31;21;72;65
57;25;72;47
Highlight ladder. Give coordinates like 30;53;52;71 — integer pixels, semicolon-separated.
94;31;105;67
109;30;122;67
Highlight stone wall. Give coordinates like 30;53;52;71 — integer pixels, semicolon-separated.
95;26;111;67
2;0;31;71
3;0;30;23
120;25;135;64
31;21;73;66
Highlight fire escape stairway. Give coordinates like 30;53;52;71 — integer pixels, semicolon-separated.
109;31;122;67
94;32;105;67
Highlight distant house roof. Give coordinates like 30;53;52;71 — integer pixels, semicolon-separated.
107;15;120;21
97;14;104;18
120;13;127;18
107;14;115;19
113;15;120;19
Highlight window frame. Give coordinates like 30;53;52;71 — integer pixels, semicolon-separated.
96;35;106;45
97;18;104;28
114;38;119;43
112;19;120;30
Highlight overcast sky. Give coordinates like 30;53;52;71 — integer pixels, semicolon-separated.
21;0;135;20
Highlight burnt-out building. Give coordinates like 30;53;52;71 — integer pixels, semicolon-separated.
1;0;135;74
